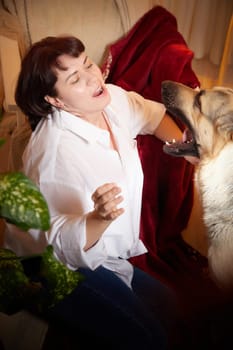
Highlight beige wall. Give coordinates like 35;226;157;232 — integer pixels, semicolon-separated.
1;0;154;66
1;0;232;87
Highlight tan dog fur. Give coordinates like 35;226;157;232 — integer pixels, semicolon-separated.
162;80;233;290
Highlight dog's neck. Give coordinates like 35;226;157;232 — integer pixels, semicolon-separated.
196;143;233;239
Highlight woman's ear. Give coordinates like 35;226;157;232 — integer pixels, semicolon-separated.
44;95;64;108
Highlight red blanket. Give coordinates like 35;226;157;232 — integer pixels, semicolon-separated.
102;6;221;314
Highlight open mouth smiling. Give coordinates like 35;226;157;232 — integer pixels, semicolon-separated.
93;86;104;97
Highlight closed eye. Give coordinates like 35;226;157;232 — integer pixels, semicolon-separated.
85;61;93;69
83;55;93;69
71;75;80;84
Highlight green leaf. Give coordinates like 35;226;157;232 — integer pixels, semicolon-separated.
0;246;84;314
0;248;30;313
0;172;50;231
40;245;84;307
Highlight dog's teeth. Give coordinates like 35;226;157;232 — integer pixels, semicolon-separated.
165;139;177;145
186;139;193;144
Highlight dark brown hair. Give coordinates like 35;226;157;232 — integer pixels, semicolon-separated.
15;36;85;130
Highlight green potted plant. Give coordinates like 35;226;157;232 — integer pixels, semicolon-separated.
0;115;83;316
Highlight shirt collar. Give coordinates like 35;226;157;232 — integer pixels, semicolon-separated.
52;108;110;144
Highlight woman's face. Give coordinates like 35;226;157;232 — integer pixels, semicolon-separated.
46;52;111;119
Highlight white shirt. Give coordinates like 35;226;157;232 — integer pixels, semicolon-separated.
5;84;165;287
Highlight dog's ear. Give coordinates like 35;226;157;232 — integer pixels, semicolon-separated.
216;112;233;140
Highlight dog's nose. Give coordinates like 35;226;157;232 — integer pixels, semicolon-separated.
161;81;178;106
161;80;176;93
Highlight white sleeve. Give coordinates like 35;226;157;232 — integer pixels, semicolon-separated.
127;90;166;137
41;181;108;271
107;84;166;138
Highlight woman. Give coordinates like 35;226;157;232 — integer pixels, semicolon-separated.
6;36;196;349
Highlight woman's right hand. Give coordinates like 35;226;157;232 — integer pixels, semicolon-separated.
91;183;124;221
84;183;124;251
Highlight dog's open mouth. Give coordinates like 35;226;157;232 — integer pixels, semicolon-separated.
163;128;200;158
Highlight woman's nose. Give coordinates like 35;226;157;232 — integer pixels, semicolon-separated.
86;72;98;85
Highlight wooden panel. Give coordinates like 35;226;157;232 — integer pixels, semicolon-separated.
0;35;21;112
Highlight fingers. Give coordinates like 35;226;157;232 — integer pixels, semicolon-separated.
91;183;124;221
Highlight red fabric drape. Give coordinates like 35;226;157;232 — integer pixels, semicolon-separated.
102;6;221;313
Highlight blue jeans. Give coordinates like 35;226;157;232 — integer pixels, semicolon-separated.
45;265;182;349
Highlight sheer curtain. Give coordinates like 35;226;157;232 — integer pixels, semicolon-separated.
1;0;233;88
170;0;233;88
116;0;233;88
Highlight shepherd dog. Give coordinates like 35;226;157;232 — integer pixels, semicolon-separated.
161;80;233;291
